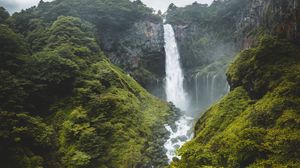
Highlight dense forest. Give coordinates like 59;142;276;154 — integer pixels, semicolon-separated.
0;1;177;167
0;0;300;168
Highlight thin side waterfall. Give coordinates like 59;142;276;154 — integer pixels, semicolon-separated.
195;73;200;103
163;24;193;162
191;72;230;112
211;74;217;102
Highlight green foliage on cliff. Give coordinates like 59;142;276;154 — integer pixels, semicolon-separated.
7;0;164;93
166;3;211;25
166;0;247;28
165;0;244;72
53;60;173;168
0;3;174;167
10;0;158;36
0;7;9;23
170;36;300;168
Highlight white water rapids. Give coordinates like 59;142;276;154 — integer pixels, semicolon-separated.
163;24;194;162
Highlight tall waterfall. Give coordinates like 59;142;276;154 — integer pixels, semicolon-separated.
163;24;193;162
164;24;189;111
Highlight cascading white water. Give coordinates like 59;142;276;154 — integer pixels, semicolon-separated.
163;24;193;162
164;24;189;111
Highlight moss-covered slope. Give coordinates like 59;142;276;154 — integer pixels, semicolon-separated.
1;59;174;168
0;9;175;168
9;0;166;95
170;36;300;168
52;60;174;168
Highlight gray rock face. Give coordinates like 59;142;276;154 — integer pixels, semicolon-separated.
172;24;235;72
236;0;300;48
97;19;166;98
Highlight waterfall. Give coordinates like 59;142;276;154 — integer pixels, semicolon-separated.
164;24;189;111
195;72;200;103
163;24;193;162
211;74;217;103
192;73;229;112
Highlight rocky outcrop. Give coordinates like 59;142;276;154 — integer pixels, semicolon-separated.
97;19;166;98
168;0;300;69
172;24;235;71
236;0;300;48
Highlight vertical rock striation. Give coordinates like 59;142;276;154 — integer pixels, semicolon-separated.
98;19;166;98
236;0;300;48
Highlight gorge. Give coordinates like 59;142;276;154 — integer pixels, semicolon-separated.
0;0;300;168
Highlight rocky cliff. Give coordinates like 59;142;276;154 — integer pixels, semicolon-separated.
98;19;166;98
9;0;167;98
166;0;300;112
236;0;300;48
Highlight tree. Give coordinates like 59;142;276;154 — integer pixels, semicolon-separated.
158;10;162;16
0;25;28;72
0;7;9;23
168;3;178;11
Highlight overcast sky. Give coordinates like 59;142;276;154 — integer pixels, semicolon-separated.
0;0;213;14
141;0;213;12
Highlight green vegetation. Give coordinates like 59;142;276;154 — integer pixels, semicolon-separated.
10;0;157;34
7;0;164;92
1;0;300;167
170;36;300;167
0;1;175;167
166;0;248;26
165;0;245;71
0;7;9;23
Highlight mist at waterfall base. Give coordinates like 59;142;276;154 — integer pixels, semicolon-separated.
163;24;229;162
189;72;230;114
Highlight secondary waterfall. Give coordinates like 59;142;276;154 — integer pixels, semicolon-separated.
191;72;230;112
163;24;193;162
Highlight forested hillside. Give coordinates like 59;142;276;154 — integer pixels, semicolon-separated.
9;0;167;97
170;36;300;167
0;1;177;167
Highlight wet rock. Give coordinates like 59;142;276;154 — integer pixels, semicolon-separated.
174;144;180;149
172;157;180;162
178;135;188;142
171;138;178;143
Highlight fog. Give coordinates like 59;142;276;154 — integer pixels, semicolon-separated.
0;0;52;13
0;0;213;13
139;0;213;12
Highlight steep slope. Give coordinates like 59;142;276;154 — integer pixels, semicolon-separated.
170;36;300;168
167;0;300;167
0;8;176;168
9;0;166;97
